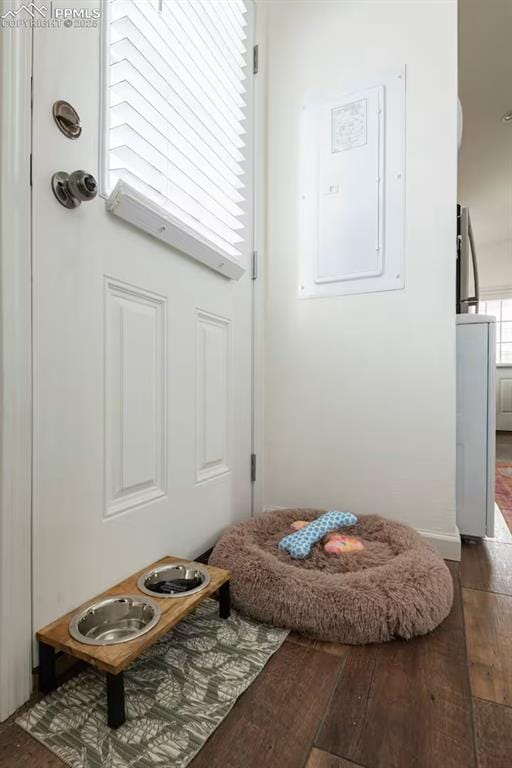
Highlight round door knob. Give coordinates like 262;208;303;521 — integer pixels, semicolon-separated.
67;170;97;201
51;170;98;209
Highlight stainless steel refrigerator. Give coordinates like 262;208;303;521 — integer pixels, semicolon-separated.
457;205;479;313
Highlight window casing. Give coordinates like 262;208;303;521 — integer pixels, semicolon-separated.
479;299;512;364
102;0;253;278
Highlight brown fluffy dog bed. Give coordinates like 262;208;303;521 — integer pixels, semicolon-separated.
209;509;453;644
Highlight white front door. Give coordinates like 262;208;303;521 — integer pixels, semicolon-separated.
496;366;512;430
32;1;253;632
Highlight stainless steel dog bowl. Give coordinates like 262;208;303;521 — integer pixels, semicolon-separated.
138;562;210;598
69;595;161;646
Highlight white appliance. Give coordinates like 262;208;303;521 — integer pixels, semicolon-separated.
456;314;496;537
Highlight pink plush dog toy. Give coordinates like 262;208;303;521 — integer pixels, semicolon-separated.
290;520;363;555
324;534;364;554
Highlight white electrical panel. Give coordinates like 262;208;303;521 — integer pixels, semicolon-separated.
298;71;405;299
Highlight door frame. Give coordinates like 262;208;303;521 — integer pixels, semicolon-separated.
0;4;33;721
251;1;267;519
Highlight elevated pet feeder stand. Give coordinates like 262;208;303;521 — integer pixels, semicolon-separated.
37;556;231;728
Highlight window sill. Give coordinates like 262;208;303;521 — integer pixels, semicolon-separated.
105;181;245;281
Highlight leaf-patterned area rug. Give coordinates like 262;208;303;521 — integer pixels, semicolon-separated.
17;599;288;768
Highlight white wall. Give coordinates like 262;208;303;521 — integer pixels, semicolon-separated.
263;0;458;554
458;0;512;296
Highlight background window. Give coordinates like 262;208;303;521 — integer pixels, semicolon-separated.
480;299;512;363
103;0;252;268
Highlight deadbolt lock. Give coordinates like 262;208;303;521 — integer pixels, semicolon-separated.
53;100;82;139
51;170;98;209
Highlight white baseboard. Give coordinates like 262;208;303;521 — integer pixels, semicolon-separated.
262;506;461;561
416;528;461;561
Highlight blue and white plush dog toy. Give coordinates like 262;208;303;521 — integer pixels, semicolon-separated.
278;510;357;559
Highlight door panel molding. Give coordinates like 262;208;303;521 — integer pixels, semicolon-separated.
0;9;33;720
104;278;167;517
496;366;512;431
499;379;512;412
195;309;231;484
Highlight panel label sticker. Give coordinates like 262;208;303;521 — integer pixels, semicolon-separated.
331;98;367;152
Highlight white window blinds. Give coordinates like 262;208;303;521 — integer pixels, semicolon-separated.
103;0;252;273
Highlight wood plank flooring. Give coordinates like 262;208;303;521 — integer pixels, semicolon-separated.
2;539;512;768
463;588;512;706
473;697;512;768
305;748;364;768
461;539;512;595
189;642;342;768
0;723;64;768
316;564;475;768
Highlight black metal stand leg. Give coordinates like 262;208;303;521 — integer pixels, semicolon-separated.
219;580;231;619
38;641;57;694
106;672;126;729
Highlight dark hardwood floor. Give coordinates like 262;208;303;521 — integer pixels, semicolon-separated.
315;563;475;768
2;537;512;768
